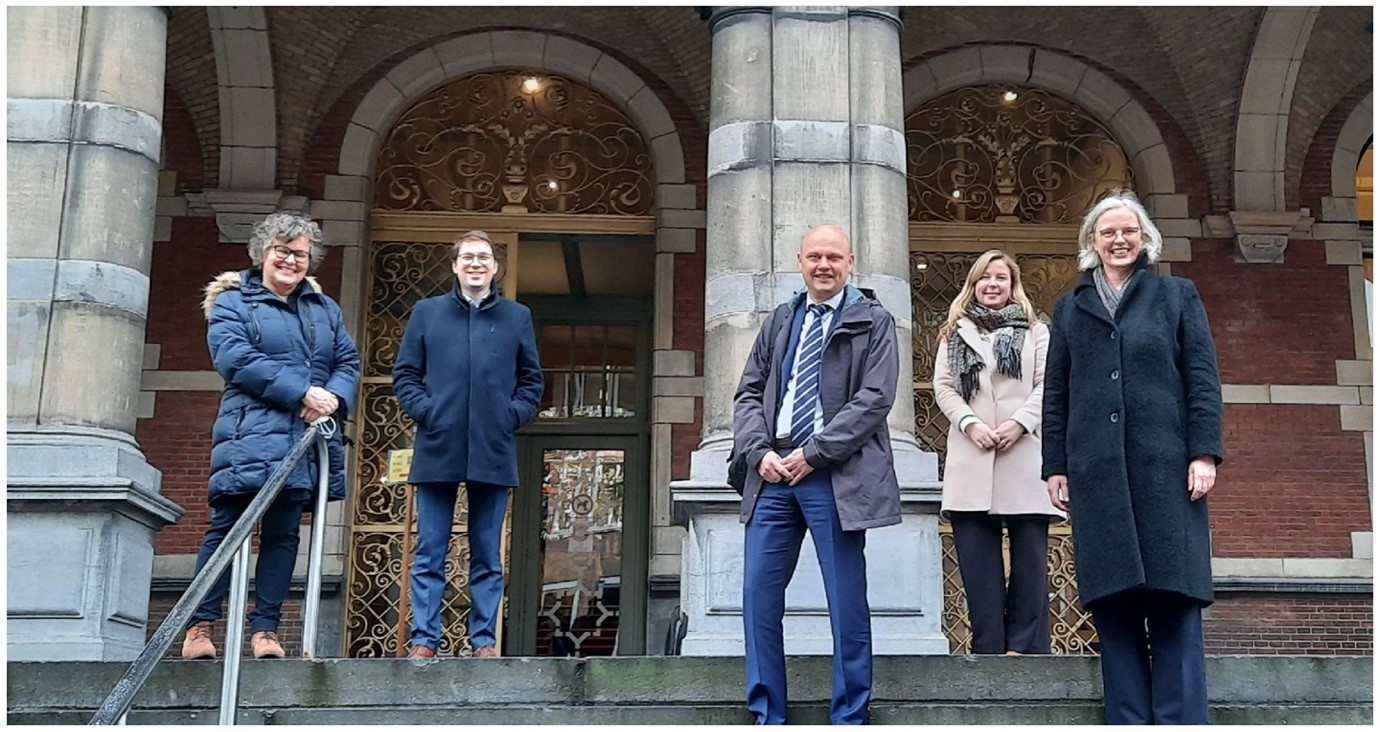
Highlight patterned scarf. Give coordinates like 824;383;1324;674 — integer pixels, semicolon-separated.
1092;266;1134;318
948;302;1030;403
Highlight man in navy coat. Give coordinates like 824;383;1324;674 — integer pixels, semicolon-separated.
733;224;902;724
392;230;544;658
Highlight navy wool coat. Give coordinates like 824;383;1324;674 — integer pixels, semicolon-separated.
392;283;544;486
734;285;902;531
202;269;361;507
1041;261;1224;608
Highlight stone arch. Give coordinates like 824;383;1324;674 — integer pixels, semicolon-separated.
337;31;686;189
207;7;276;188
1233;7;1319;212
1328;91;1374;212
902;45;1181;210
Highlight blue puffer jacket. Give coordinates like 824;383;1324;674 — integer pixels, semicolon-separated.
202;269;361;508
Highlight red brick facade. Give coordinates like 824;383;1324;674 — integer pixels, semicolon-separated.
139;12;1371;658
1206;596;1373;655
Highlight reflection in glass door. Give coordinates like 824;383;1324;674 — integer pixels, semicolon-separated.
536;447;625;657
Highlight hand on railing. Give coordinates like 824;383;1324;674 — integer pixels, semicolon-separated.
312;415;337;438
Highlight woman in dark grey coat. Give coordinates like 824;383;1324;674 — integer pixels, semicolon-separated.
1042;190;1223;725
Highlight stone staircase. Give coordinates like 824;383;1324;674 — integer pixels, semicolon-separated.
7;655;1371;725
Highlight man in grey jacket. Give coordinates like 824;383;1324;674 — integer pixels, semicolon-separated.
733;224;902;725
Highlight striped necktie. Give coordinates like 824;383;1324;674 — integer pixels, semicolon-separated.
789;303;831;444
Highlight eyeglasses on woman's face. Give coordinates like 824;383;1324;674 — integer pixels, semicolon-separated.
269;243;312;264
1095;227;1141;242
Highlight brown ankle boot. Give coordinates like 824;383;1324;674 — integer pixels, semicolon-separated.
181;621;217;659
251;631;285;659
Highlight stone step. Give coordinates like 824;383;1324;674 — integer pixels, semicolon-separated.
7;656;1372;725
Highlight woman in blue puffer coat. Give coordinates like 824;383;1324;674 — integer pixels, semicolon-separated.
181;212;360;660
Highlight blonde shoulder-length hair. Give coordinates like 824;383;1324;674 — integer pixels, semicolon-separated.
937;249;1039;343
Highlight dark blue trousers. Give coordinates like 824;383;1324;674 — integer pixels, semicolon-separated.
409;481;509;650
743;460;871;725
1091;589;1210;725
190;491;308;633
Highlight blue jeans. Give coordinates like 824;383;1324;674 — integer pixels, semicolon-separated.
409;481;509;650
190;491;308;633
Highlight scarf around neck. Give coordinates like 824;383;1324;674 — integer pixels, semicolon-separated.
948;301;1030;403
1092;266;1136;318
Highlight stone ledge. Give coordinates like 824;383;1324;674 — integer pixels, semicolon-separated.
7;656;1371;712
1212;556;1372;579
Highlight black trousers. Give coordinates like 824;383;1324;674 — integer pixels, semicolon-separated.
950;512;1051;655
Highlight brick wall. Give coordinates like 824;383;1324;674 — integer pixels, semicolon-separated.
1180;238;1356;384
1286;6;1375;211
165;6;218;190
1299;81;1373;215
147;595;307;660
161;89;204;193
1205;596;1373;655
670;231;707;480
1214;403;1369;558
1173;238;1370;558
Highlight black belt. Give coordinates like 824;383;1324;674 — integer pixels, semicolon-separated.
770;438;801;450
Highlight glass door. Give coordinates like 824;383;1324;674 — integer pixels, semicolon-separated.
506;435;645;656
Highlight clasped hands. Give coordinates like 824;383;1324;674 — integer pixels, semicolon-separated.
299;386;339;423
758;448;815;486
964;419;1025;452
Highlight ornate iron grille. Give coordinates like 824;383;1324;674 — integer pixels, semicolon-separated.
345;238;512;657
375;70;654;215
362;241;508;377
940;523;1099;655
906;84;1133;223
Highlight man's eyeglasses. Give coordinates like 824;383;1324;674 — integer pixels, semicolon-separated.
269;244;312;264
457;253;495;264
1096;227;1141;241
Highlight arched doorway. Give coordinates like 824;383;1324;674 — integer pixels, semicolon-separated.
905;83;1136;654
343;69;657;657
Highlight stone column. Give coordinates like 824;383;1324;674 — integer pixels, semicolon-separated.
7;6;182;660
673;6;944;656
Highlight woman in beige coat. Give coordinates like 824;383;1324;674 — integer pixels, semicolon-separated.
934;250;1063;655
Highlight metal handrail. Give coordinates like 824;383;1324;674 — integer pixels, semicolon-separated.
89;419;336;725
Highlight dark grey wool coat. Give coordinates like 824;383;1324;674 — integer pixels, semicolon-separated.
734;285;902;531
1041;261;1224;609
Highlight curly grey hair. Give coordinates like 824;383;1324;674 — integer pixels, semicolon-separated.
1076;189;1163;271
247;211;325;273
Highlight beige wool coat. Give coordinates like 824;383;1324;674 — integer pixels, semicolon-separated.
934;318;1063;519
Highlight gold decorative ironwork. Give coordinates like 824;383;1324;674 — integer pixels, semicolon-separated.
907;84;1134;223
910;250;1081;468
375;70;654;215
940;523;1098;655
363;241;508;377
344;383;511;657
